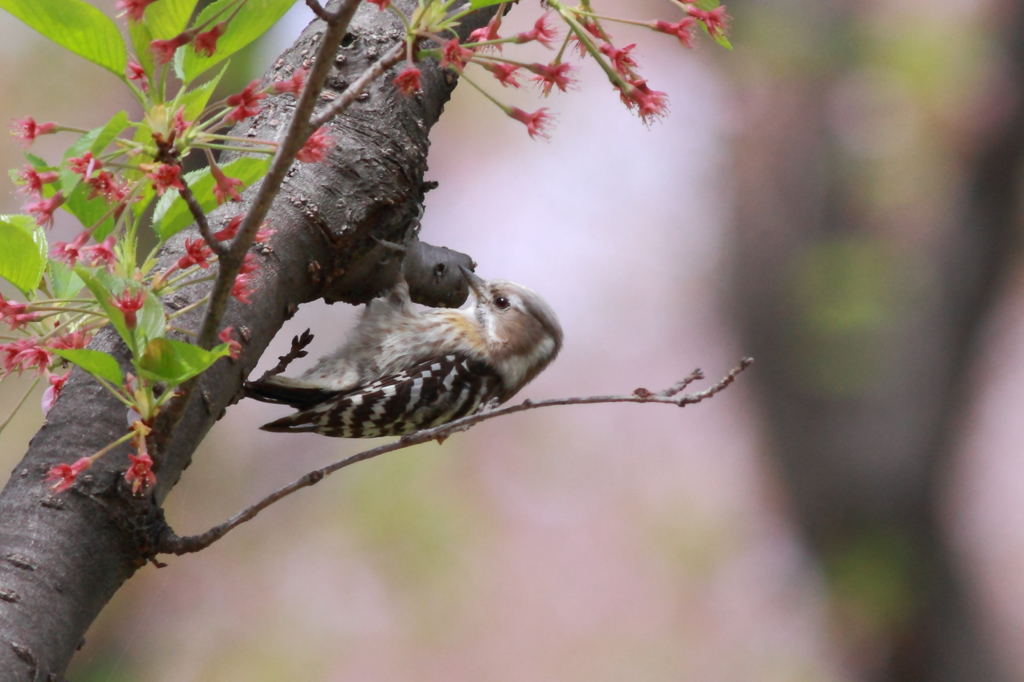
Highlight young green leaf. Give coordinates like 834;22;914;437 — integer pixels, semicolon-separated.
53;115;133;237
91;112;132;156
142;0;198;40
77;270;134;353
135;291;168;349
24;153;50;171
0;0;127;77
692;0;732;49
62;113;131;168
129;124;158;220
181;0;299;82
154;156;271;239
138;338;230;386
0;214;48;293
179;62;231;120
53;348;124;386
48;260;85;300
129;18;156;75
61;124;111;198
468;0;505;8
62;184;115;241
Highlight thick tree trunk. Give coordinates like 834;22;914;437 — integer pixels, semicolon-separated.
729;1;1024;679
0;3;492;678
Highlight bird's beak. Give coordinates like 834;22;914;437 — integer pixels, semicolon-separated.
459;265;486;300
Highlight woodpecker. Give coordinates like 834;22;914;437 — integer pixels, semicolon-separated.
246;269;562;437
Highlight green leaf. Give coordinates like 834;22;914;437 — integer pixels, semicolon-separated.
24;153;50;170
48;260;85;300
0;214;47;293
60;126;105;198
690;0;732;49
62;182;115;240
154;156;271;239
62;113;132;167
134;181;157;222
0;0;127;77
129;19;156;75
468;0;505;7
56;114;132;237
63;129;102;164
179;62;230;120
53;348;124;386
136;291;167;348
91;112;132;156
77;270;133;352
142;0;197;40
128;123;158;220
181;0;299;82
138;338;230;386
87;268;165;350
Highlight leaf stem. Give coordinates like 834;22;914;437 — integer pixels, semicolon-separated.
0;376;41;435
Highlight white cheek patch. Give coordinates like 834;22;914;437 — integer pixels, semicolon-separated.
533;336;556;363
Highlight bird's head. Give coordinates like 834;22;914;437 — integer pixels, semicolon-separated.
461;267;563;399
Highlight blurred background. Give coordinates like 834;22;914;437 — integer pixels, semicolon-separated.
2;0;1023;679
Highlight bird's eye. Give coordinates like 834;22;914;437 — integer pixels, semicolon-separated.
494;296;510;310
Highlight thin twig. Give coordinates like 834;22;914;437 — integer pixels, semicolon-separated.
178;177;230;259
0;377;41;435
159;358;753;555
305;0;332;22
309;43;407;129
260;329;314;380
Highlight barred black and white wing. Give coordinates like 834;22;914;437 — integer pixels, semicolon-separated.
258;354;504;437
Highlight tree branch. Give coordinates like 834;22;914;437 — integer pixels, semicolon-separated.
309;43;407;129
158;358;753;555
195;0;364;351
305;0;331;22
178;177;230;259
0;2;504;676
259;329;314;380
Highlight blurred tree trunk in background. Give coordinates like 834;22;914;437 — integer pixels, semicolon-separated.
728;0;1024;679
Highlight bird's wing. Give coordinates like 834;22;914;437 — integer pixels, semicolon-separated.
260;353;504;437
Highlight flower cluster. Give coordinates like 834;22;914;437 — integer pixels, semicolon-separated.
385;0;730;137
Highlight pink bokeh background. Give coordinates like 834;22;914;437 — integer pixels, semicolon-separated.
1;1;1022;680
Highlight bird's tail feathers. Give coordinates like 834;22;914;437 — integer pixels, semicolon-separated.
244;375;338;409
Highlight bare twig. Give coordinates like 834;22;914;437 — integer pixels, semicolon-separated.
178;178;230;259
158;358;753;555
309;43;407;129
305;0;331;22
261;329;315;379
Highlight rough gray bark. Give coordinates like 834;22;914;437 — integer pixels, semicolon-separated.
0;2;495;678
728;0;1024;679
